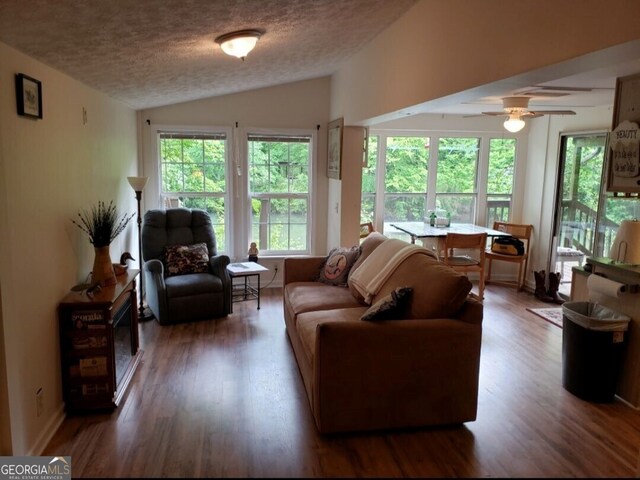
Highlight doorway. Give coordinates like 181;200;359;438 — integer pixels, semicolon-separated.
550;132;607;298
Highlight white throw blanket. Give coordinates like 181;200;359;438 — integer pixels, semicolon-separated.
349;238;433;304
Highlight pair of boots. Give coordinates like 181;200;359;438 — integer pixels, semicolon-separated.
534;270;564;304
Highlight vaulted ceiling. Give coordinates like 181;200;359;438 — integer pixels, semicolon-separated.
0;0;416;109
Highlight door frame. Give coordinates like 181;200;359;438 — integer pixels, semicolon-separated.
548;130;608;296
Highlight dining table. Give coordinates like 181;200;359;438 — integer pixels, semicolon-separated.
389;222;512;258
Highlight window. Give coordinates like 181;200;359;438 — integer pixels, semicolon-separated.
436;137;479;223
486;138;516;226
247;133;311;254
360;134;378;224
159;131;228;250
362;130;519;233
383;136;430;223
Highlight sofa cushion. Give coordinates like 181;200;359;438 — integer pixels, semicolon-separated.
361;286;412;321
372;255;472;319
285;282;363;324
317;246;360;286
164;242;209;277
165;272;223;297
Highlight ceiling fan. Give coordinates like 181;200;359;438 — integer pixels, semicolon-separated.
482;96;576;132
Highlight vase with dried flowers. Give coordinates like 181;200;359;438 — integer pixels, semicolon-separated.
72;200;135;286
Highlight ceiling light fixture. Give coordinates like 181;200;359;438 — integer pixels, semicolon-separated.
503;111;526;133
215;29;263;60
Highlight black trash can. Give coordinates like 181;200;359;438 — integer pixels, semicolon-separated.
562;301;630;402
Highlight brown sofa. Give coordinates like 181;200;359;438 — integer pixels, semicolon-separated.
283;233;483;434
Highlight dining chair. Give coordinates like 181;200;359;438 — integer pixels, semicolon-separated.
359;222;375;239
485;222;533;291
442;232;487;300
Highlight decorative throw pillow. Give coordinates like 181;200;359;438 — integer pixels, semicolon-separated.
361;286;413;321
164;242;210;277
317;246;360;287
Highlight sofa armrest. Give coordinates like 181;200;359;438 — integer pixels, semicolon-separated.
144;259;167;323
284;256;325;285
313;318;482;433
209;254;230;281
456;297;483;325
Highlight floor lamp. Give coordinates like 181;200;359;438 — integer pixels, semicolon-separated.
127;176;154;321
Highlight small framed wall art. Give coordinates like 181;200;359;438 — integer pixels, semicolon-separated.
327;117;343;179
15;73;43;119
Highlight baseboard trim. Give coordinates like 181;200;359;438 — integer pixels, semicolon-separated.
31;403;65;456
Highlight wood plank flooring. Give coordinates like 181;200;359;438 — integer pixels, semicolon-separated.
43;286;640;477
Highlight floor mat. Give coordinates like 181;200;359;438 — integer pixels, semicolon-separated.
526;307;563;328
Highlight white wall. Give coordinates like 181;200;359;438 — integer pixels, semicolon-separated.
0;42;138;455
139;77;332;280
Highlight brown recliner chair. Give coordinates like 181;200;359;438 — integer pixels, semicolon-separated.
141;208;231;325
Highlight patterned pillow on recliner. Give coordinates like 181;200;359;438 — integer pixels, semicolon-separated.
164;242;210;277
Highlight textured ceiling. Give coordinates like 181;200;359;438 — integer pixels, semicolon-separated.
0;0;417;109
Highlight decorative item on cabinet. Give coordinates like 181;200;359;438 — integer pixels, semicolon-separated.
71;200;135;287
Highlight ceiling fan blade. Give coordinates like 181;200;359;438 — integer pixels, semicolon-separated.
528;110;576;116
521;112;544;119
481;111;508;116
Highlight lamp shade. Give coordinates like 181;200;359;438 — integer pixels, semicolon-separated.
215;29;262;59
127;176;148;192
503;116;525;133
609;219;640;264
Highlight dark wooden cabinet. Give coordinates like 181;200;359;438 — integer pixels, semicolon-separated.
58;269;143;412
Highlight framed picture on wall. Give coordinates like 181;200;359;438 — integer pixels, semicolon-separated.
327;117;343;179
606;72;640;193
15;73;43;119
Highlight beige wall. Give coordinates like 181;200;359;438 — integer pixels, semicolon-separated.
0;42;138;454
331;0;640;125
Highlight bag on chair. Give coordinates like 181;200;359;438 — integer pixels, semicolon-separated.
491;236;525;256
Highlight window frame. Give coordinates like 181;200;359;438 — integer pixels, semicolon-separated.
239;127;316;257
153;125;233;254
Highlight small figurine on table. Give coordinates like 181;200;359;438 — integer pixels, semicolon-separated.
248;242;259;262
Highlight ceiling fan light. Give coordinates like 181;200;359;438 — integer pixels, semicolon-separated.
504;116;525;133
215;29;262;60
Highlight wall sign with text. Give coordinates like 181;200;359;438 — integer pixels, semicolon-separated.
607;72;640;193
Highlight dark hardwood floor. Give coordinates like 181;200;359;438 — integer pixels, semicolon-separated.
44;285;640;477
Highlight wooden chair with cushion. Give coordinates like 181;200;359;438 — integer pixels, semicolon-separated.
442;232;487;300
485;221;533;291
